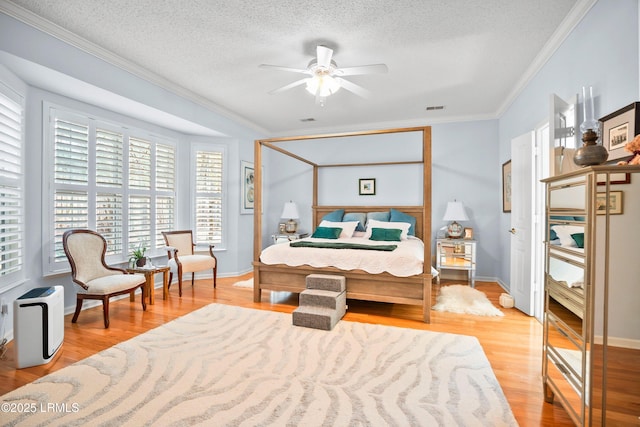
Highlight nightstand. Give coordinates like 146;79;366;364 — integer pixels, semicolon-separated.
435;238;476;287
272;232;309;244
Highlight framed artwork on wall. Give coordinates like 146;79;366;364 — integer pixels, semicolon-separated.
359;178;376;195
241;161;254;214
502;160;512;213
600;102;640;162
596;191;623;215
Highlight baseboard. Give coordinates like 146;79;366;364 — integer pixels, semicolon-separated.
594;335;640;350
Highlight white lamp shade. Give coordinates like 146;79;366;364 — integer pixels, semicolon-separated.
280;201;299;219
442;201;469;222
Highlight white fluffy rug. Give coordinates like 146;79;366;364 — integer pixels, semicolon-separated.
433;285;504;316
1;304;517;426
232;278;253;288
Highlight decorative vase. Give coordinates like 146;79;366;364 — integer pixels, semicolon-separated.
136;257;146;267
573;129;608;166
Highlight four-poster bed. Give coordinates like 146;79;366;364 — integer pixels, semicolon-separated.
252;126;433;323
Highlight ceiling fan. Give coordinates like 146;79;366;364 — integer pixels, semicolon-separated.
259;45;388;106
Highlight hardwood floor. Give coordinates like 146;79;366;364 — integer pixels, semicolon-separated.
0;276;575;426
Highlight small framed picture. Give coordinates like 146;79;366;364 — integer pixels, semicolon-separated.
278;223;286;234
595;191;623;215
359;178;376;195
240;160;254;214
463;227;474;240
600;102;640;162
502;160;512;213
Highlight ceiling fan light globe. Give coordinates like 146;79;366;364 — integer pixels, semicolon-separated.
305;75;341;97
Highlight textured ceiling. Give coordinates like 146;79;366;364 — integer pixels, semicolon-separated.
5;0;583;135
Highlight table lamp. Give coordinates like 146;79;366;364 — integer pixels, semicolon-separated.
281;201;299;233
443;201;468;238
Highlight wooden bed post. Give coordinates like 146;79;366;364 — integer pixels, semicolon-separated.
423;126;432;323
253;139;263;302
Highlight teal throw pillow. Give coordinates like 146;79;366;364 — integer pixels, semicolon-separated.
367;211;390;222
312;226;342;239
370;228;402;242
571;233;584;248
321;209;344;222
343;212;366;232
389;208;416;236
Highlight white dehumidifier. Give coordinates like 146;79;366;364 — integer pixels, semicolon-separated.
14;286;64;369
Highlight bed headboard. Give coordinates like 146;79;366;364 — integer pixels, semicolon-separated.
313;205;426;240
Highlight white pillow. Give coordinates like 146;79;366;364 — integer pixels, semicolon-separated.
550;225;584;247
319;220;359;238
365;219;411;240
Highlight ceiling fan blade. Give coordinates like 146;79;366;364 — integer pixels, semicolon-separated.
259;64;310;74
316;45;333;69
336;64;388;76
269;78;309;94
335;77;371;98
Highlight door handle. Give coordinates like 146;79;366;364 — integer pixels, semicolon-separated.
509;228;516;234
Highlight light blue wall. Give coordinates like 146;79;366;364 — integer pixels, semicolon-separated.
497;0;639;285
432;120;500;279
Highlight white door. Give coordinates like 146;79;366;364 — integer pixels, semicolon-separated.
510;132;535;315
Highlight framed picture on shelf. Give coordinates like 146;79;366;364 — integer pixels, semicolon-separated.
600;102;640;162
502;160;512;213
463;227;474;240
359;178;376;195
241;161;254;214
595;191;623;215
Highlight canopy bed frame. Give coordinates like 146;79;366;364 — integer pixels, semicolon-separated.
252;126;433;322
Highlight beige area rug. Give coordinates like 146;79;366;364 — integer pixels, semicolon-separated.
432;284;505;317
0;304;517;426
232;278;253;288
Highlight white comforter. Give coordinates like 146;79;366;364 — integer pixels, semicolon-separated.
260;236;425;277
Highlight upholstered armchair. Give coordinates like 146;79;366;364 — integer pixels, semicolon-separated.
162;230;217;296
63;229;147;328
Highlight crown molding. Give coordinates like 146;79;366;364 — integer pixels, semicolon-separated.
495;0;599;118
0;0;268;136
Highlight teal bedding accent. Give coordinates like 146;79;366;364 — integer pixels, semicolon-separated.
290;241;397;251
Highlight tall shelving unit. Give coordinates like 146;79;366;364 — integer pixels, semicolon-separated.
541;165;640;425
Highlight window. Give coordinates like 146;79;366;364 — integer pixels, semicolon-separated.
0;85;24;289
193;145;225;245
45;106;176;273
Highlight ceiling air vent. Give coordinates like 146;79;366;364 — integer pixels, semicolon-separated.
300;118;316;122
425;105;445;111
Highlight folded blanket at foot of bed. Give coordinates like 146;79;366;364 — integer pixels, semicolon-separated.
289;241;397;251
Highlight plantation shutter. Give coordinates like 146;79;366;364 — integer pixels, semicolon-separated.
46;106;177;272
128;137;152;253
53;118;89;262
128;195;151;253
0;89;24;282
195;150;223;244
155;143;175;248
96;128;124;187
129;137;151;189
95;128;124;255
97;193;123;256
